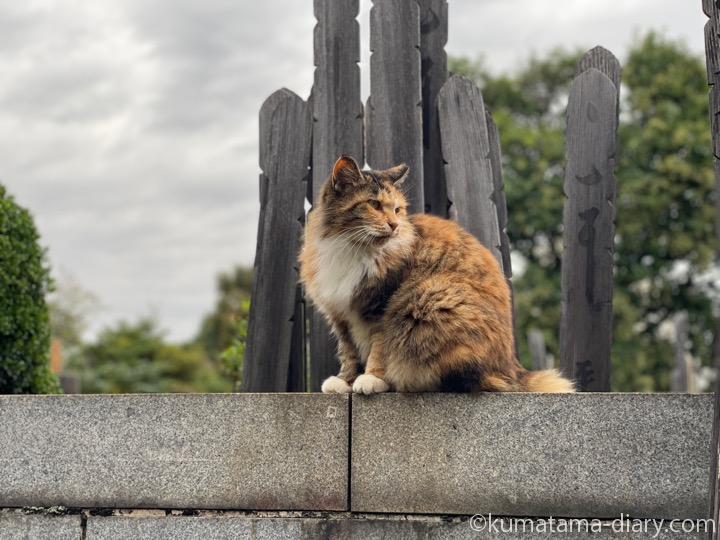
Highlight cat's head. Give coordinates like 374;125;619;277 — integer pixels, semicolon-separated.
317;155;410;245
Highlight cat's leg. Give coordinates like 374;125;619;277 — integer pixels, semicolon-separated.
321;321;361;394
352;341;390;395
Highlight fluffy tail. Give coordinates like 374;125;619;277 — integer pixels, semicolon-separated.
522;369;575;393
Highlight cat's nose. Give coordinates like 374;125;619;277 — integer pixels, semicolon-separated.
389;221;399;231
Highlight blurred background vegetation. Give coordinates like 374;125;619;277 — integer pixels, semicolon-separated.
1;31;717;393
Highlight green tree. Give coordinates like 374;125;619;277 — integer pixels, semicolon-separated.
195;266;252;363
0;184;60;394
67;316;231;393
450;32;715;391
219;299;249;392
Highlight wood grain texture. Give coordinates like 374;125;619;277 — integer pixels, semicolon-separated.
559;68;618;392
574;46;621;96
312;0;363;191
437;74;502;267
670;311;692;393
486;110;512;280
308;304;337;392
366;0;424;213
417;0;448;216
310;0;364;390
528;329;550;372
703;2;720;535
287;284;307;392
242;89;312;392
486;109;519;358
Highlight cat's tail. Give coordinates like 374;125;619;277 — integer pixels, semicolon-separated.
522;369;575;393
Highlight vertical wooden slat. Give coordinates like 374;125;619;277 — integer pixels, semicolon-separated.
702;1;720;535
286;284;307;392
670;311;694;393
437;75;503;268
486;110;519;358
417;0;448;216
574;46;621;113
308;0;364;391
528;329;551;371
486;111;513;280
242;89;312;392
559;63;618;392
366;0;424;213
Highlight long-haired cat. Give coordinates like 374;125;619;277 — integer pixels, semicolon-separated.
299;156;574;394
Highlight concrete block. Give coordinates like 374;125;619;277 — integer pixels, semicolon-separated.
84;514;708;539
0;510;82;540
86;515;302;540
0;394;348;511
351;393;713;518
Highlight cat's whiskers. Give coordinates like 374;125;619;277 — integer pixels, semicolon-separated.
323;226;371;253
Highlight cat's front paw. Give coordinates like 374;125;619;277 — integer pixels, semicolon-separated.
352;374;390;395
321;376;353;394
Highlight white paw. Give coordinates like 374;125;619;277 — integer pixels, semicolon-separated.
321;376;352;394
352;374;390;395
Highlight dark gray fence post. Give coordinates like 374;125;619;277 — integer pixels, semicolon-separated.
486;111;513;281
437;74;518;356
417;0;448;216
366;0;424;213
242;89;312;392
670;311;695;393
528;329;551;372
308;0;364;391
559;54;619;392
702;1;720;535
437;75;503;268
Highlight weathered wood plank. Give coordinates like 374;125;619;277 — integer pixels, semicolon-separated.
574;46;621;97
703;2;720;535
670;311;694;393
486;109;519;358
312;0;363;190
242;89;312;392
309;0;364;391
486;111;512;279
417;0;448;216
437;74;503;267
559;67;618;392
528;329;551;371
308;304;337;392
366;0;424;213
287;284;307;392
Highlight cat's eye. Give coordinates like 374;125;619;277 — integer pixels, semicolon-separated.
368;200;381;211
394;207;400;214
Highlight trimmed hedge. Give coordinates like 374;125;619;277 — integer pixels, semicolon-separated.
0;184;59;394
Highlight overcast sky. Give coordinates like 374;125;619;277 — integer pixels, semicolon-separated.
0;0;708;343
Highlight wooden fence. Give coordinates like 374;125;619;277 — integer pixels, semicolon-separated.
241;0;622;394
241;1;720;533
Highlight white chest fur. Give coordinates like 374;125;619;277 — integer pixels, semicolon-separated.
312;237;375;314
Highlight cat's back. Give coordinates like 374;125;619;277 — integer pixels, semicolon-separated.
409;213;500;274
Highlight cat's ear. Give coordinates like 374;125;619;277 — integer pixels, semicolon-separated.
332;155;363;191
385;163;409;185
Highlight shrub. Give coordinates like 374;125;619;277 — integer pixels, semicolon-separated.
0;184;60;393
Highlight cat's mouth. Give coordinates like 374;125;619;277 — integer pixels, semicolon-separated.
371;229;400;244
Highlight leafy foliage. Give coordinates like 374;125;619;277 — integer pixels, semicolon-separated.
67;317;231;393
195;266;252;364
450;32;715;390
0;184;60;394
219;299;249;392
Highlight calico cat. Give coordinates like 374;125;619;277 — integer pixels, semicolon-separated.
299;155;574;394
